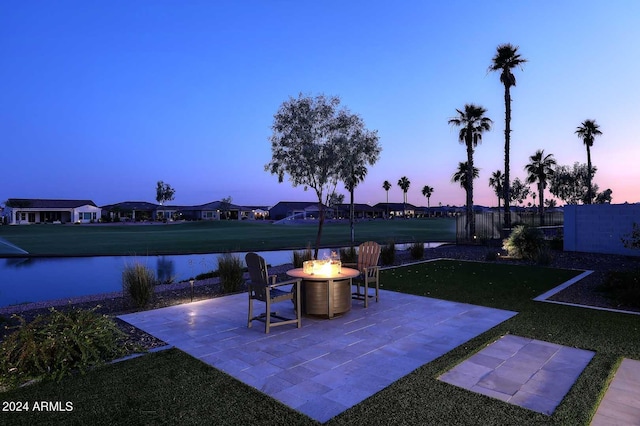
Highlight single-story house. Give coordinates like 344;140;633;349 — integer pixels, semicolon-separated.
374;202;418;218
179;200;254;221
335;203;385;219
100;201;159;222
5;198;101;224
269;201;333;221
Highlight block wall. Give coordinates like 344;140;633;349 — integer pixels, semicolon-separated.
564;204;640;256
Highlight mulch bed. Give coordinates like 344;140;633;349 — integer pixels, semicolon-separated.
2;245;639;353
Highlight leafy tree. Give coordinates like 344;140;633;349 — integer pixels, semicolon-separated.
382;180;392;218
421;185;434;216
488;170;505;209
220;196;233;219
155;181;175;205
549;162;598;205
327;192;345;218
266;93;378;258
575;119;602;204
595;188;613;204
525;149;556;225
509;177;531;206
544;198;557;208
489;43;527;230
337;113;381;244
622;223;640;249
397;176;411;218
448;104;492;238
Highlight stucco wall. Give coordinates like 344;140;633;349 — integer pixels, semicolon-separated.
564;204;640;256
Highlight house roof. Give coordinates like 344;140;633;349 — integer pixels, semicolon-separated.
100;201;159;211
335;203;384;212
270;201;320;210
7;198;97;208
373;202;418;210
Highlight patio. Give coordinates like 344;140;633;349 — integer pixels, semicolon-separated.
119;289;516;423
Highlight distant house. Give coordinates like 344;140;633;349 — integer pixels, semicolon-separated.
335;203;385;219
269;201;332;221
5;198;101;224
178;200;255;221
100;201;159;222
374;202;417;218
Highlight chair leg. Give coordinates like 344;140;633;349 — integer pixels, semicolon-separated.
265;294;271;334
248;294;253;328
364;279;369;308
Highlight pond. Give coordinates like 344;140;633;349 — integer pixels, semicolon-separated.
0;243;445;308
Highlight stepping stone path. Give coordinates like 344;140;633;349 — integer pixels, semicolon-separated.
439;334;595;415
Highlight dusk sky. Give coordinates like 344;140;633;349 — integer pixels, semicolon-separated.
2;1;639;208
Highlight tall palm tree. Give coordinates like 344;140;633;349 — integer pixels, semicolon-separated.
382;180;391;218
488;170;505;209
452;162;480;191
421;185;434;217
575;119;602;204
448;104;492;238
525;149;556;225
489;43;527;230
397;176;411;218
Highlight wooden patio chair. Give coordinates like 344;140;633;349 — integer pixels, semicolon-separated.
345;241;381;308
245;252;302;333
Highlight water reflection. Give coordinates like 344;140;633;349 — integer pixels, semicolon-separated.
0;243;445;308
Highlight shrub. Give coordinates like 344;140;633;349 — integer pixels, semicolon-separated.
217;254;244;293
292;246;313;268
599;269;640;308
503;225;548;262
340;246;357;263
0;307;126;388
380;240;396;265
409;241;424;260
122;262;156;308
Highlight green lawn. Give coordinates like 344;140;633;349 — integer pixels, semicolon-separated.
0;218;456;256
3;260;639;425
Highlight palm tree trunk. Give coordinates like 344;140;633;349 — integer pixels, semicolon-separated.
467;144;475;240
586;146;592;204
503;85;512;232
538;182;545;226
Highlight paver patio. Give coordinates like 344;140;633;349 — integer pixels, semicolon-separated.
119;289;516;423
591;358;640;425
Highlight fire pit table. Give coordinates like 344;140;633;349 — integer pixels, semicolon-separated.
286;265;360;319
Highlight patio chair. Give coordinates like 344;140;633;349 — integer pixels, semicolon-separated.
345;241;381;308
245;252;302;333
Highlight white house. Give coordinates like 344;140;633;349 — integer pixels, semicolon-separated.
5;199;101;224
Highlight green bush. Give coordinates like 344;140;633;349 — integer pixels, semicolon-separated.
599;269;640;308
380;240;396;265
503;225;549;262
122;262;156;308
0;307;126;388
409;241;424;260
340;246;357;263
217;254;244;293
292;246;313;268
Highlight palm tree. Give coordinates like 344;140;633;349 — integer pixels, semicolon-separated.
448;104;492;238
397;176;411;218
489;43;527;230
575;119;602;204
452;162;480;191
421;185;434;217
525;149;556;225
488;170;505;209
382;180;391;218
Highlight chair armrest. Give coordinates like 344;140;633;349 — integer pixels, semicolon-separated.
269;278;301;288
343;262;357;269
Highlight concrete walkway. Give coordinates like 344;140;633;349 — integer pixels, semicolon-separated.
119;290;516;423
591;358;640;425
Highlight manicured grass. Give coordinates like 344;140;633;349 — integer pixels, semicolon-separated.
0;218;456;256
3;260;640;425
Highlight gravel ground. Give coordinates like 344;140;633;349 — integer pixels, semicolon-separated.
2;244;638;352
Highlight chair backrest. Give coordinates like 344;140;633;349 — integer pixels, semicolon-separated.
245;253;269;300
357;241;380;271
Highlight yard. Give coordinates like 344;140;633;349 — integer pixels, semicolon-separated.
3;259;638;425
0;218;456;256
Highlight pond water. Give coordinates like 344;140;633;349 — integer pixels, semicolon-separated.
0;243;444;308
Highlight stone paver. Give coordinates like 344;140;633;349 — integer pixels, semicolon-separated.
591;358;640;425
439;334;595;415
119;289;516;423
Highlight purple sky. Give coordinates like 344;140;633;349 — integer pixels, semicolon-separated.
2;1;638;208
